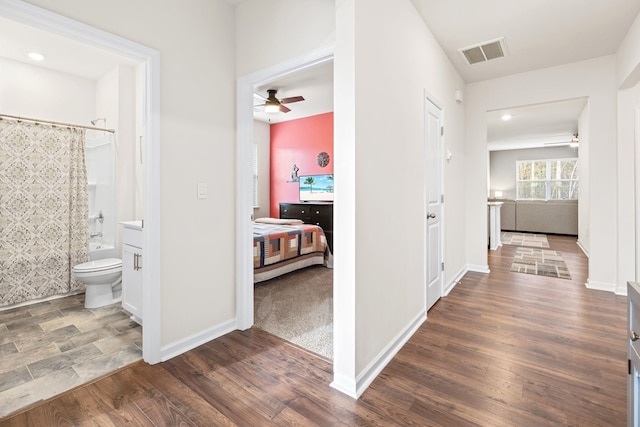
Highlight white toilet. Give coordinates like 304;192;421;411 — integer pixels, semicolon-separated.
72;258;123;308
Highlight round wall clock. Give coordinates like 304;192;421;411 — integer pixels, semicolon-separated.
317;152;330;167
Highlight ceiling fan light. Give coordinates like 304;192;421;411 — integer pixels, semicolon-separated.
264;102;280;113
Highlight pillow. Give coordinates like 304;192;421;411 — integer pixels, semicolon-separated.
254;217;304;225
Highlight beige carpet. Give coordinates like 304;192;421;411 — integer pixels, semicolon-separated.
510;247;571;279
254;266;333;359
501;232;550;248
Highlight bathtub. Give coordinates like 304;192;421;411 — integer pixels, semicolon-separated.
89;242;117;260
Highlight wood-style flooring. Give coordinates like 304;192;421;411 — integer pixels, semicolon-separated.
0;235;627;426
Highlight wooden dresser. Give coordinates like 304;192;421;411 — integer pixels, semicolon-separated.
279;202;333;251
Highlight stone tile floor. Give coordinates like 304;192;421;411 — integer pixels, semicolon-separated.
0;294;142;418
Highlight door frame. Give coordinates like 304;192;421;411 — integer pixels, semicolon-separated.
235;46;334;330
0;0;162;363
424;92;445;313
636;105;640;283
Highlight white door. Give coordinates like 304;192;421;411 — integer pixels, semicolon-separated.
425;97;443;311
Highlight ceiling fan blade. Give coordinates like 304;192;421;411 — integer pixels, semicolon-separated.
279;104;291;113
254;93;267;101
280;96;305;104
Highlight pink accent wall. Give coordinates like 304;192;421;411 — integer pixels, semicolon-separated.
270;112;334;217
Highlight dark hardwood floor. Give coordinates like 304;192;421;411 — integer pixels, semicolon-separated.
0;235;627;426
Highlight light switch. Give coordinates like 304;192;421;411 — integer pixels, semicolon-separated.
197;182;207;199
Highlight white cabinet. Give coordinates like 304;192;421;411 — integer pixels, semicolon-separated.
121;222;143;325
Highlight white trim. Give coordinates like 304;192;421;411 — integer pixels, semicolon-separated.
0;0;162;364
585;279;617;293
160;319;237;362
616;284;628;296
444;265;468;296
236;45;335;330
466;264;491;274
330;310;426;399
330;373;358;399
576;240;589;257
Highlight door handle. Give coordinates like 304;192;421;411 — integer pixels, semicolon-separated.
427;213;436;219
133;253;142;271
631;330;640;342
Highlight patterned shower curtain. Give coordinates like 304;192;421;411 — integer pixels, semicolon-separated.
0;120;89;307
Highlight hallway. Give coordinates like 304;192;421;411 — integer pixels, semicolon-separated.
1;235;627;426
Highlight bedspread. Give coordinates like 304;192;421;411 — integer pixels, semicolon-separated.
253;222;327;269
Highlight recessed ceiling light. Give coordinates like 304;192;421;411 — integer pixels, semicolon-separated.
501;114;512;121
28;52;44;61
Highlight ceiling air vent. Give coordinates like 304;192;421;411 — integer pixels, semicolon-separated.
459;37;507;65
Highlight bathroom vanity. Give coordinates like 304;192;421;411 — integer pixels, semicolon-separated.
121;221;143;325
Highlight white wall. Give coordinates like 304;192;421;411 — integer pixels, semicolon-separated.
334;0;466;395
0;57;95;123
466;56;618;290
616;11;640;293
235;0;335;76
617;11;640;89
253;120;270;219
490;146;578;200
25;0;238;347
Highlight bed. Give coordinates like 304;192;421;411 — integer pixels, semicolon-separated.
253;218;333;283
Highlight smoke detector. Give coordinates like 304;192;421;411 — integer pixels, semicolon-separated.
459;37;507;65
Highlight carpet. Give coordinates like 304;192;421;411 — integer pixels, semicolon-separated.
254;266;333;359
501;232;550;248
510;247;571;279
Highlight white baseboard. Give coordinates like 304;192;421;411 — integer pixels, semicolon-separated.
576;240;589;257
160;318;237;362
616;283;629;296
330;373;358;399
444;265;469;296
585;279;617;294
331;310;426;399
466;264;490;274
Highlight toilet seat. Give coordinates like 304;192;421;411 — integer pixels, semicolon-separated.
73;258;122;274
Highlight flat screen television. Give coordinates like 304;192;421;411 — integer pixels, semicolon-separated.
299;174;334;202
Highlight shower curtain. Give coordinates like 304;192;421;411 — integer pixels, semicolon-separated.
0;120;89;307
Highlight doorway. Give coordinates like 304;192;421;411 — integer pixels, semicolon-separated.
0;0;161;368
237;48;335;358
236;46;334;329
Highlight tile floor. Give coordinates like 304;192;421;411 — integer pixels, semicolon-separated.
0;294;142;418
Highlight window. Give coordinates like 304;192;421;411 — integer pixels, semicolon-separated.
516;158;579;200
253;143;258;208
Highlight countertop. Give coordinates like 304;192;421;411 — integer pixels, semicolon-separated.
120;220;143;231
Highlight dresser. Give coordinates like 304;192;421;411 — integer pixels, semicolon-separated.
279;202;333;251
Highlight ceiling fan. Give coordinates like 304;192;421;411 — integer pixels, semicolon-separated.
254;89;305;113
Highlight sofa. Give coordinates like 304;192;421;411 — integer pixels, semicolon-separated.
492;199;578;235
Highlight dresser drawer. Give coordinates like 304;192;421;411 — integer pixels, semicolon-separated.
310;212;331;227
280;204;309;219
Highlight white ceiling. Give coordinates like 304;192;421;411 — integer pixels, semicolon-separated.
0;17;140;80
411;0;640;84
487;98;588;151
2;2;639;150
